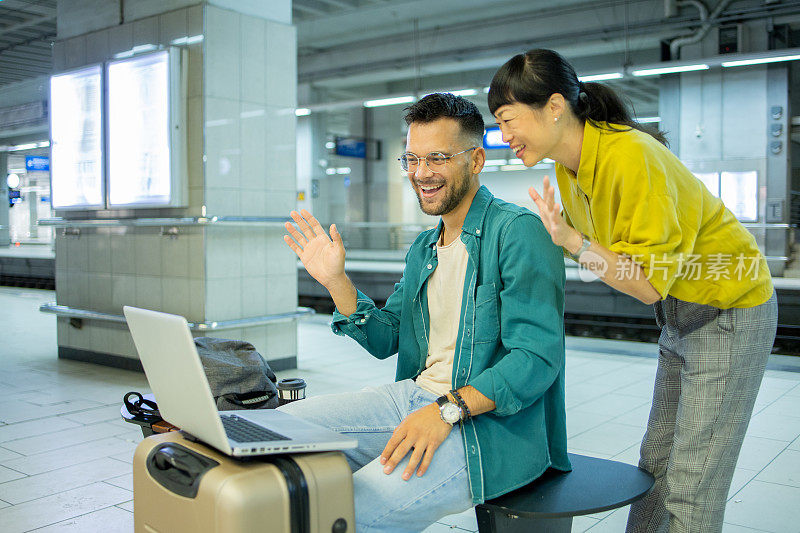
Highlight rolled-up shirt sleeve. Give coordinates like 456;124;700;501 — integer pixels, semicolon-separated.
330;278;405;360
330;289;379;340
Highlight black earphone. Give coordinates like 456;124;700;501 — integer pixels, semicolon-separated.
124;391;161;420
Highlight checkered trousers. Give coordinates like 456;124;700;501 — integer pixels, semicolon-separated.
626;291;777;533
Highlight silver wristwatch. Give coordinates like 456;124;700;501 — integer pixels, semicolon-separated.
569;233;592;262
436;395;462;425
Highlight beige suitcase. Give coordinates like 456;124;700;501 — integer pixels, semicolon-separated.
133;432;355;533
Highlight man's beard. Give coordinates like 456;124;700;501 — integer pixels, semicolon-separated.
415;168;473;216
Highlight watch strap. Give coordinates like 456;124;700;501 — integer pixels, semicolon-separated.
436;395;449;408
569;233;591;262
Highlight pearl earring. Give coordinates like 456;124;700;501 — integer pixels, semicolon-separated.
554;116;559;123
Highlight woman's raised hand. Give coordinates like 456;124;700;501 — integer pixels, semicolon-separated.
528;176;578;249
284;210;345;288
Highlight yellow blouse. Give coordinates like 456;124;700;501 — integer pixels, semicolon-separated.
556;121;772;309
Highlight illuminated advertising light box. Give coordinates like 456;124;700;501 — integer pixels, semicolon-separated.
720;171;758;222
693;172;720;197
106;49;186;208
49;65;105;210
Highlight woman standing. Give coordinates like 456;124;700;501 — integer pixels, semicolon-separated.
488;49;777;533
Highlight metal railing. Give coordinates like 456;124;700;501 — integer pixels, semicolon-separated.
335;221;435;251
38;216;291;228
39;303;315;332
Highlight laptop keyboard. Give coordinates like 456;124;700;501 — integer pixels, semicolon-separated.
220;414;291;443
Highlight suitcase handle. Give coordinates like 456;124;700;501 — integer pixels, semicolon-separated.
146;443;219;498
153;447;194;476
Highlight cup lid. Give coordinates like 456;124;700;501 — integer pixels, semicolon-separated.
277;378;306;391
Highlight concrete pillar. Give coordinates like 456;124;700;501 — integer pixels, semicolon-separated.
666;18;791;276
367;105;410;250
673;65;789;276
27;190;38;239
658;75;681;156
765;65;792;267
53;0;298;370
0;152;9;246
307;100;347;234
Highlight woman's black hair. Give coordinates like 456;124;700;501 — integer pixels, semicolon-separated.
488;49;667;146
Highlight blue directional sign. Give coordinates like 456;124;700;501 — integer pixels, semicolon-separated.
335;137;367;159
483;126;509;149
25;156;50;172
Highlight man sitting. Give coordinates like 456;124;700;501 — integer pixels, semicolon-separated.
281;93;570;532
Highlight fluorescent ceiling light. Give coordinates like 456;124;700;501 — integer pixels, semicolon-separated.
484;159;508;166
9;143;37;151
133;44;157;54
578;72;623;82
637;116;661;123
295;108;311;116
508;158;523;165
363;96;414;108
114;44;157;59
171;35;204;45
450;89;478;97
482;87;490;93
632;64;709;76
241;109;265;119
501;164;526;171
722;54;800;67
326;167;351;175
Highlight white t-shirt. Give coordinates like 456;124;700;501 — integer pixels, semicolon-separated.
415;234;469;397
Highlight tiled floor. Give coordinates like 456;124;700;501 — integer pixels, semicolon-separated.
0;286;799;532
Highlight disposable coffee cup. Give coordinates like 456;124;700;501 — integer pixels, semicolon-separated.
277;378;307;405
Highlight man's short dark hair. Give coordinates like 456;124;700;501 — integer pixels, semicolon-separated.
403;93;485;146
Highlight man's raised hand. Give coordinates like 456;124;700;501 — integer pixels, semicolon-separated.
284;210;345;288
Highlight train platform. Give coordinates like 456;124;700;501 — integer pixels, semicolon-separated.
0;286;797;532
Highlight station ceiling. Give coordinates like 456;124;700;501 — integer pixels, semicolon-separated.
1;0;799;119
292;0;800;117
0;0;56;86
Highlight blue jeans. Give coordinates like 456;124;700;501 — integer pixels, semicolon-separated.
277;379;473;532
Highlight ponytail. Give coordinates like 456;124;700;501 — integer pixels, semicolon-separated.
578;81;668;146
489;49;668;146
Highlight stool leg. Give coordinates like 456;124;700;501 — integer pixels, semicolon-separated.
475;505;494;533
475;506;572;533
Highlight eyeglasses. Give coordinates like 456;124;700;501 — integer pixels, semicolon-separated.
398;147;477;172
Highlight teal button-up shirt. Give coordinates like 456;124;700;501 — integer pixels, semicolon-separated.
331;186;570;503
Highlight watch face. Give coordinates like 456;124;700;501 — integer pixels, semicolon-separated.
441;403;461;424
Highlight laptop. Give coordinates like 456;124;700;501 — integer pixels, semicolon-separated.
123;306;357;457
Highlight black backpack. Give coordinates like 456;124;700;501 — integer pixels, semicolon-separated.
193;337;280;410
